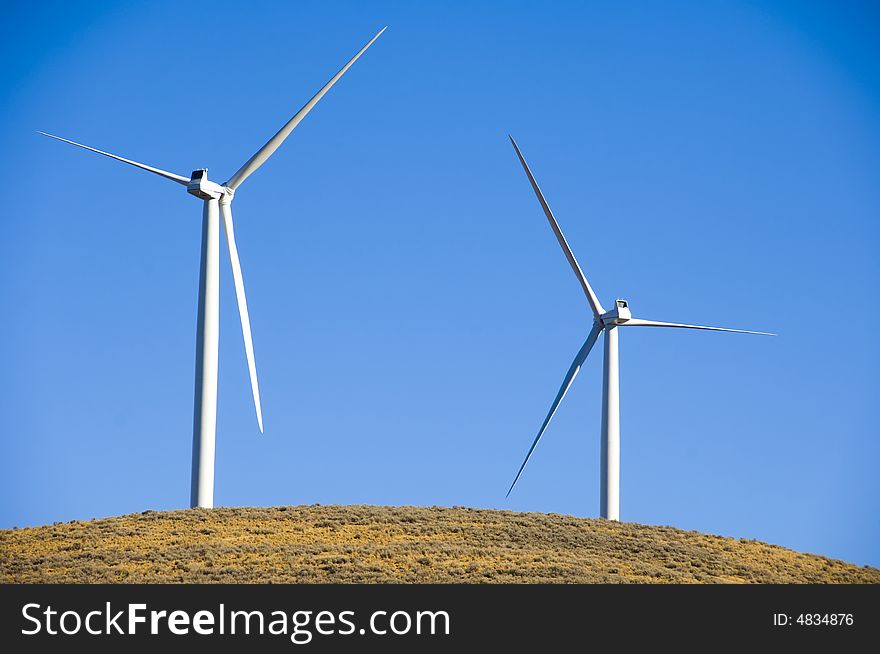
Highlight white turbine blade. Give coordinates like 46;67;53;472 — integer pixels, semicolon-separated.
37;131;189;185
507;322;603;497
623;318;776;336
225;27;387;191
509;135;604;318
220;202;264;432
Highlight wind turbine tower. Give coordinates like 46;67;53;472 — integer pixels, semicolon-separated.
506;135;774;520
41;28;386;508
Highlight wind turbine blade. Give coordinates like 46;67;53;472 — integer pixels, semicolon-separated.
225;27;387;191
219;202;264;432
622;318;776;336
508;135;604;318
37;132;189;185
507;322;603;497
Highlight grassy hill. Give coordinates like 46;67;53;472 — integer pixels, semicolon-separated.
2;505;877;583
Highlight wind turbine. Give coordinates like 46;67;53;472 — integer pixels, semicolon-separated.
505;135;774;520
39;27;386;509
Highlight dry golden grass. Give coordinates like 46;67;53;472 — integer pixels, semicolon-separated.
1;505;876;584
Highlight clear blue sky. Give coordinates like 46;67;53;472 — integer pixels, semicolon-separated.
1;0;878;567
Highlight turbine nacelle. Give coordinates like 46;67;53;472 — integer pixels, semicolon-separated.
187;169;225;200
600;299;631;326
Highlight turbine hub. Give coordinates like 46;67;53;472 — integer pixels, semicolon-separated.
187;169;225;200
601;298;632;326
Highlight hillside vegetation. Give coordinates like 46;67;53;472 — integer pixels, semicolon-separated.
2;505;877;583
